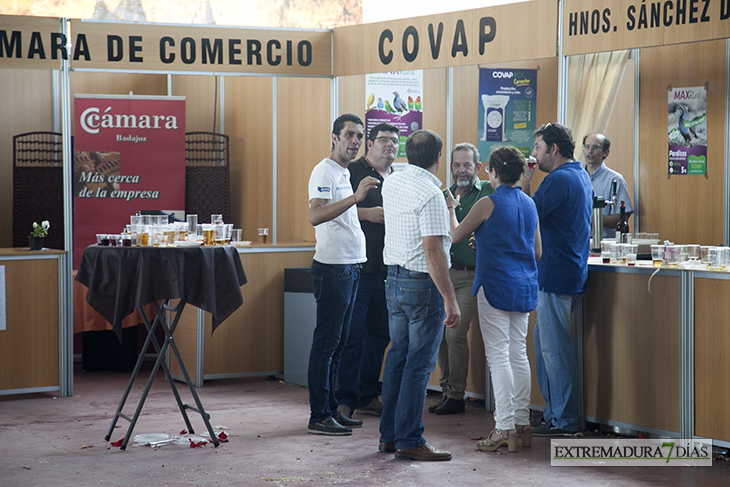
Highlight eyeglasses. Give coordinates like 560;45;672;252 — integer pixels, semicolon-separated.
375;137;400;145
583;144;603;151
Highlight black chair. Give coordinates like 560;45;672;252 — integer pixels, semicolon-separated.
12;131;65;250
184;132;231;224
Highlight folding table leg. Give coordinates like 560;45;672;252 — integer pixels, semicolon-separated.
143;300;195;435
115;304;176;450
107;299;221;450
104;308;162;443
159;302;221;447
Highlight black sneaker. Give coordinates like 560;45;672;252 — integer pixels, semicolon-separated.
307;418;352;436
532;423;578;437
335;412;363;428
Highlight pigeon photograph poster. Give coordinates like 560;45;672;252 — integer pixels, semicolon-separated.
478;68;537;162
668;86;707;175
365;70;423;158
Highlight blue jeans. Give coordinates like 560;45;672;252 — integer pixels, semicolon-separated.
534;290;581;431
379;265;445;450
335;270;390;412
308;260;360;424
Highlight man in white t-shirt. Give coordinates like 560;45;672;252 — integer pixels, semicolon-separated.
306;113;379;436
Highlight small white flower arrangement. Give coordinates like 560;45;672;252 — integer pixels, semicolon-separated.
31;220;50;238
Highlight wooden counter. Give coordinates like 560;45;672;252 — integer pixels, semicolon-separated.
0;248;65;395
583;259;730;445
169;244;315;385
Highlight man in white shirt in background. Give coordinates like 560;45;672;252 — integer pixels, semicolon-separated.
306;113;379;436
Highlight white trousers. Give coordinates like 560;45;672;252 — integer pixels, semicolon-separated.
477;287;531;430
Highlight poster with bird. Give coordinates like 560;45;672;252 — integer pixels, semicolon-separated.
668;86;707;175
365;70;423;158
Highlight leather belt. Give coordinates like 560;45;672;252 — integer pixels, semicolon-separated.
451;264;475;271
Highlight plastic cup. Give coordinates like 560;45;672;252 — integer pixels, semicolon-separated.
187;214;198;237
709;247;721;269
214;223;226;245
651;244;664;267
231;229;242;245
258;227;269;244
202;224;215;246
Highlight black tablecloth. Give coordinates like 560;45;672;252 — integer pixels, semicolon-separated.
76;245;247;341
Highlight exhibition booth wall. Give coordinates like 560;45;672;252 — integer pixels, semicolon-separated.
0;1;728;443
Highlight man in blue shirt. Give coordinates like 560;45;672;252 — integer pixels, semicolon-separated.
524;123;592;436
583;133;633;238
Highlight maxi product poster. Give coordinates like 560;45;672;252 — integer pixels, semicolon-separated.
365;70;423;158
73;95;186;267
668;86;707;175
478;68;537;161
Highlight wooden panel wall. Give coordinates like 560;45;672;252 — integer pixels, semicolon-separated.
0;69;54;248
694;277;730;443
172;75;217;133
203;250;315;375
276;77;331;244
602;60;636;225
638;40;727;245
423;68;449;182
0;257;60;391
583;271;680;432
452;58;558;187
225;76;273;240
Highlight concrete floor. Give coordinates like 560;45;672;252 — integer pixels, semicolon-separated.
0;365;728;486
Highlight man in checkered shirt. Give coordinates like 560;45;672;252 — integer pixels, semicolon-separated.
377;129;461;462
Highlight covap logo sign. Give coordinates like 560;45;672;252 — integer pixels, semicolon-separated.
551;438;712;467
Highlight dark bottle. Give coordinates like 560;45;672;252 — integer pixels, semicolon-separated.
616;200;629;240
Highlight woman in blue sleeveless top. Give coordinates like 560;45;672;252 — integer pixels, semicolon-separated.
446;146;541;453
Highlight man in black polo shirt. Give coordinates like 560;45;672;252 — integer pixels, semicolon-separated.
336;123;399;419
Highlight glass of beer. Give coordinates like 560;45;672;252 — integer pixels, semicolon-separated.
258;227;269;244
202;224;215;246
651;245;664;267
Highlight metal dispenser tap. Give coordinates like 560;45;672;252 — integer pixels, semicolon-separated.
591;196;606;253
608;178;618;211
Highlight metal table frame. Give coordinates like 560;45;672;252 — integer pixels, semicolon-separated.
104;298;219;450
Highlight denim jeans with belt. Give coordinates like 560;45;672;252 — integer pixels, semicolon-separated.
379;265;445;450
308;260;360;424
335;270;390;412
534;290;581;431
